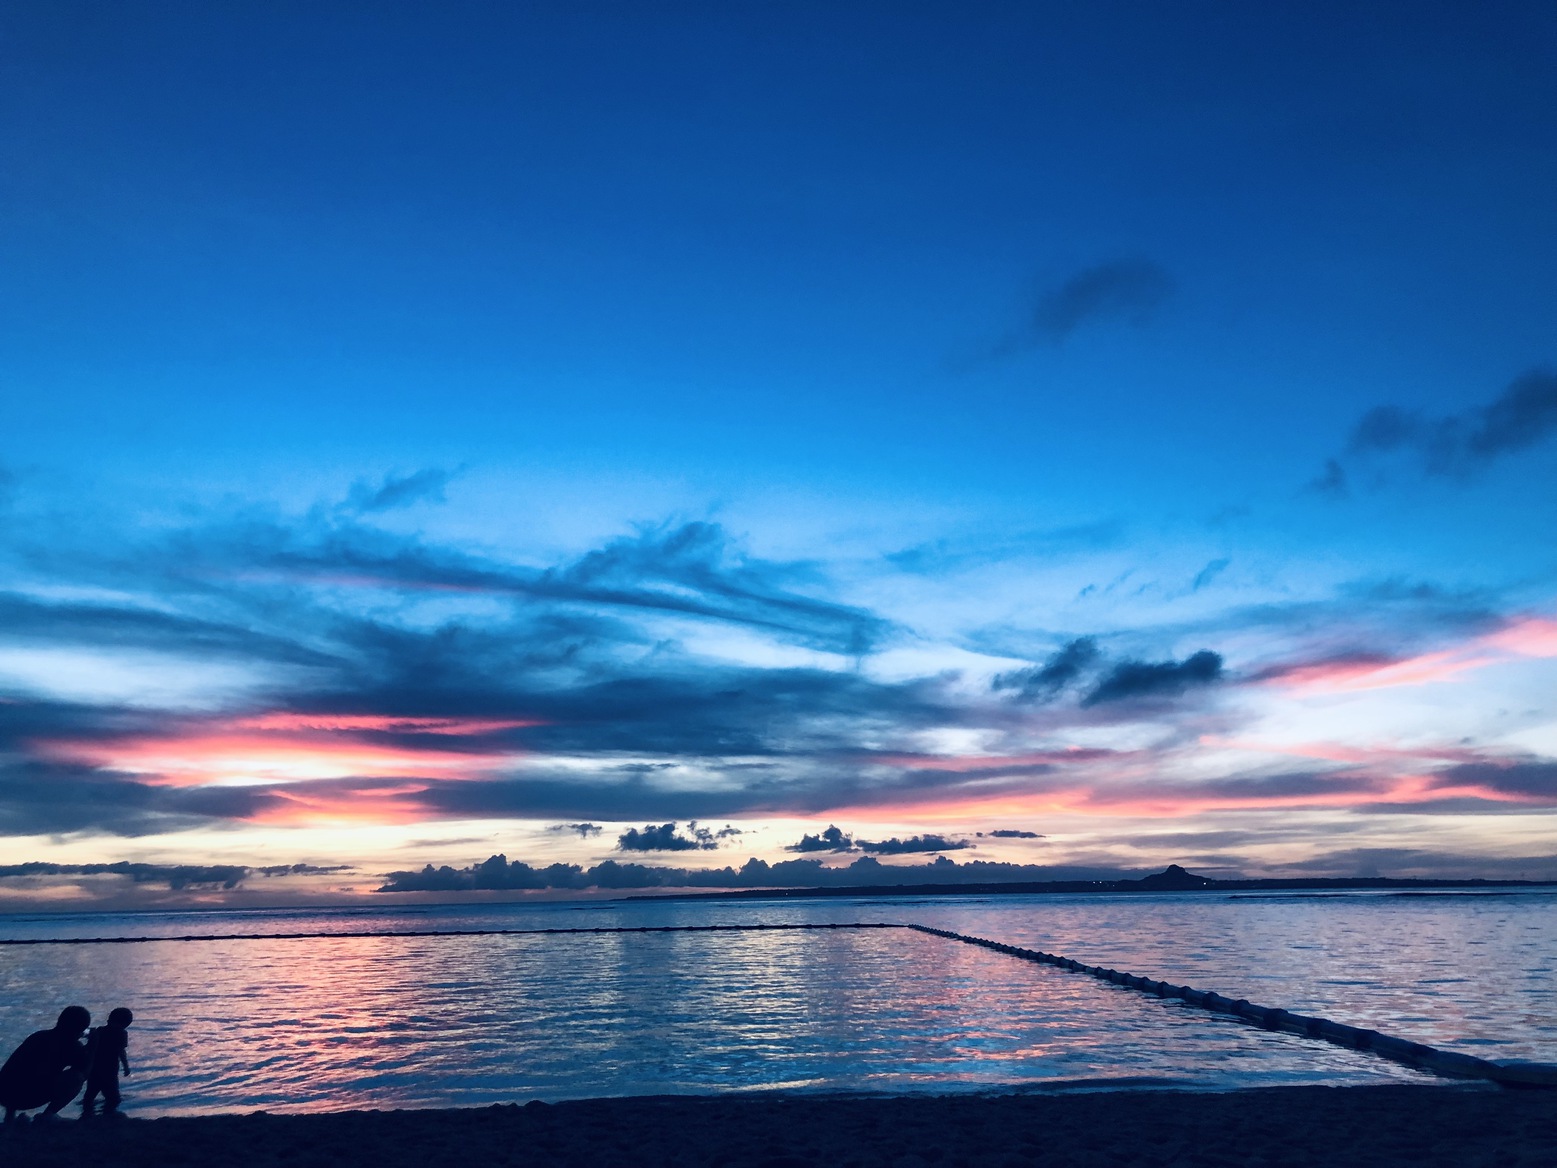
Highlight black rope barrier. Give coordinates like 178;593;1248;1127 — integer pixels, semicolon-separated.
904;923;1557;1088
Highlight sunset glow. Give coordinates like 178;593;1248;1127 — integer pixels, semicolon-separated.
2;2;1554;907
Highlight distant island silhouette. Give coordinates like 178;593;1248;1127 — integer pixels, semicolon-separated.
630;864;1557;902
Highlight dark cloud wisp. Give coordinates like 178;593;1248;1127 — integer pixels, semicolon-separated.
1032;259;1174;344
1322;367;1557;488
345;467;456;513
1082;650;1223;706
550;822;603;838
993;637;1100;702
1434;758;1557;802
1191;558;1231;592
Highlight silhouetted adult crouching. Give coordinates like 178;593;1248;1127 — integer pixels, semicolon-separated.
0;1007;91;1123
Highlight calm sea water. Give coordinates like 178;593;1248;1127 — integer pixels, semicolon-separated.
0;890;1550;1116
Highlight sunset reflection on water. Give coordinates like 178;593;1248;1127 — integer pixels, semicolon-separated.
0;915;1434;1116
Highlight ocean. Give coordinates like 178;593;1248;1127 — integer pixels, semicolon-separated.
0;890;1551;1116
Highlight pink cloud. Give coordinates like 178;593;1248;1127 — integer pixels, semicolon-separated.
255;781;434;825
1483;616;1557;658
44;733;505;787
852;774;1539;822
1259;649;1492;694
1203;737;1486;766
1257;612;1557;696
35;709;528;793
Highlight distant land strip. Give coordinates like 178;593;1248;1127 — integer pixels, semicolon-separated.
630;864;1557;902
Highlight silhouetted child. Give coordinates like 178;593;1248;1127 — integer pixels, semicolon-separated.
81;1008;132;1117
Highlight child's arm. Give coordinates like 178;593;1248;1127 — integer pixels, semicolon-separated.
120;1045;130;1075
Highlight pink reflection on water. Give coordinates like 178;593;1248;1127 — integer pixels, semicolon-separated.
0;919;1438;1118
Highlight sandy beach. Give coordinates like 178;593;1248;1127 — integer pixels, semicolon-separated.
3;1083;1552;1168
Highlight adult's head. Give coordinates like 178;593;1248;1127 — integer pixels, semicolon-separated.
54;1006;90;1035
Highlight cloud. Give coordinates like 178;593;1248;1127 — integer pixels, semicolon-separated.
985;829;1041;839
1082;649;1223;706
1433;757;1557;800
0;861;247;889
786;824;855;853
884;521;1124;576
616;821;738;852
0;501;949;837
1268;847;1557;881
1344;577;1491;609
1306;458;1349;497
1322;368;1557;487
13;511;887;657
993;637;1100;702
1191;558;1231;592
0;754;279;837
376;852;1132;893
1250;647;1488;694
344;467;456;513
0;860;352;890
0;483;1543;858
855;833;970;855
617;823;704;852
280;517;891;656
1246;610;1557;698
378;854;567;892
552;521;891;655
0;592;338;667
550;822;603;838
1031;258;1174;344
1165;770;1390;803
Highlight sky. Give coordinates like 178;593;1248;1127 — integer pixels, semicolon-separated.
2;1;1555;907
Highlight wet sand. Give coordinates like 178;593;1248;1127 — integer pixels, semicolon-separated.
5;1083;1554;1167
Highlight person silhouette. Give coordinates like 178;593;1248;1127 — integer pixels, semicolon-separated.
0;1006;91;1123
81;1008;133;1117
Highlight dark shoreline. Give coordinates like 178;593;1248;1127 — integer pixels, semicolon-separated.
7;1083;1554;1168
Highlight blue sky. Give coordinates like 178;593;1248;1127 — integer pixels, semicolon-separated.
1;2;1554;905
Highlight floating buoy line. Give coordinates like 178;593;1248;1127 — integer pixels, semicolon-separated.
905;923;1557;1088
